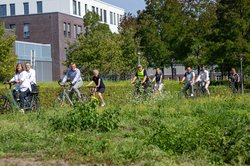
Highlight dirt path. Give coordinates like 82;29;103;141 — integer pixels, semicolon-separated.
0;158;87;166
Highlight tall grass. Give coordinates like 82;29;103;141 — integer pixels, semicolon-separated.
0;81;249;165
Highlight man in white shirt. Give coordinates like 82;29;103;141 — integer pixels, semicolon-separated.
25;63;37;91
196;66;210;96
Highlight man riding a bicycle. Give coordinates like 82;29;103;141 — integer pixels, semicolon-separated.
180;66;195;97
195;66;210;96
131;64;150;90
61;63;83;101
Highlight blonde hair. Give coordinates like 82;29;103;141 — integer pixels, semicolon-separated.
93;69;99;76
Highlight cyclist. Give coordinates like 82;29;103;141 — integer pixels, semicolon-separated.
180;66;195;97
131;64;150;90
151;68;164;94
8;63;31;113
25;63;37;92
86;70;106;107
62;63;83;101
195;66;210;96
228;68;240;93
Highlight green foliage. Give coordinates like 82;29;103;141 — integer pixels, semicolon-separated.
0;23;16;81
148;103;250;164
66;12;145;80
212;0;250;73
49;101;120;132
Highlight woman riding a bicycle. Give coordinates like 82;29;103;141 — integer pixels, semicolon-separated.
151;68;164;94
8;63;31;113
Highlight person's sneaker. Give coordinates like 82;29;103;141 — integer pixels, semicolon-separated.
101;102;106;107
190;93;194;97
19;109;25;114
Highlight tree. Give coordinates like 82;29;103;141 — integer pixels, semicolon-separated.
137;0;192;78
66;12;141;80
119;13;148;79
213;0;250;76
180;0;217;73
0;23;16;81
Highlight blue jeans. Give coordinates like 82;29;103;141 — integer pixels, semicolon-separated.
183;82;193;96
19;89;30;109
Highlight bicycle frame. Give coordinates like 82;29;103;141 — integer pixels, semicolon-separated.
54;82;74;107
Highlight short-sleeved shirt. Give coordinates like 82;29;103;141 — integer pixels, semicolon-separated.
92;76;105;88
184;71;195;82
135;70;149;82
155;73;163;84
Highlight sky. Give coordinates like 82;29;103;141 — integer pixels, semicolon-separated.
102;0;146;15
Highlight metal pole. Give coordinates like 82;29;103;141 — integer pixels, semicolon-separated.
137;47;141;65
240;55;243;94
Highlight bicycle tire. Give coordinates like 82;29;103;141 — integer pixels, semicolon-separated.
178;90;186;99
31;95;40;112
0;95;12;113
53;95;64;108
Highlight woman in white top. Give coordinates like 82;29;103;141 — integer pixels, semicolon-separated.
8;63;31;111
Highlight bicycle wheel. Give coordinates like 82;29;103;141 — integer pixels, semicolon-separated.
53;95;64;108
178;90;186;99
31;94;40;112
0;96;11;113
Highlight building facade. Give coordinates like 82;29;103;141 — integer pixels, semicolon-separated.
0;0;125;80
16;41;52;82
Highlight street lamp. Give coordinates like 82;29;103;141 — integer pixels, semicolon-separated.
137;47;141;65
240;55;244;94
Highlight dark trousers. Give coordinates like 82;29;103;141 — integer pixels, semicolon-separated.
19;89;30;109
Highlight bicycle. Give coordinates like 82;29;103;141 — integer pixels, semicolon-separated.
193;81;208;97
0;82;40;113
229;81;240;94
178;82;194;99
127;81;153;101
53;81;92;108
82;85;97;104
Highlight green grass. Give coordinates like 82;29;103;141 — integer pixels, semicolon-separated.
0;81;249;165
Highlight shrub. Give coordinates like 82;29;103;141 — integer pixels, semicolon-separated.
49;100;120;132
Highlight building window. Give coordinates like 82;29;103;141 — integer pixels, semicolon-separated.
37;1;43;14
114;13;116;25
78;2;81;16
77;25;82;34
73;24;77;38
73;0;77;15
0;4;7;17
110;12;113;24
67;23;71;38
10;4;15;16
85;4;88;14
92;6;95;12
9;24;16;29
100;9;103;21
104;10;107;23
23;23;30;39
23;2;29;15
63;22;67;37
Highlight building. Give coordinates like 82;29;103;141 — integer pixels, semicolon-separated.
0;0;125;80
16;41;52;82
